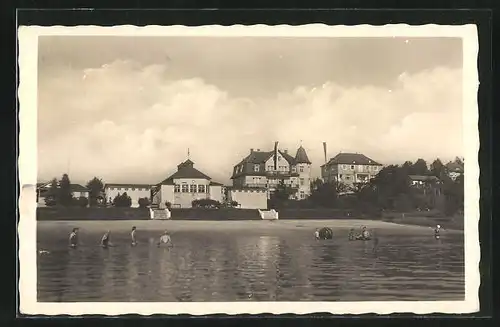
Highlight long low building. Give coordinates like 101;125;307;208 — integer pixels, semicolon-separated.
104;183;152;208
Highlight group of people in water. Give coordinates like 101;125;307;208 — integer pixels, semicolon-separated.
68;227;173;248
314;224;444;241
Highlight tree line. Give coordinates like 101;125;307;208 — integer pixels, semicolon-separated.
269;157;464;216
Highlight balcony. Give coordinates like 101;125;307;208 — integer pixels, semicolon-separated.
265;171;299;178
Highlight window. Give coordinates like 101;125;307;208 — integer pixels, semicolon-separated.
350;165;355;170
299;166;304;172
291;167;296;173
198;185;205;193
174;185;180;193
267;165;273;171
254;164;260;172
118;187;122;191
300;191;305;199
110;187;114;190
190;185;197;193
300;178;304;186
131;187;135;191
125;188;129;191
181;184;189;193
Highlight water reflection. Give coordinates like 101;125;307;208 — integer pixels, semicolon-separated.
37;228;464;302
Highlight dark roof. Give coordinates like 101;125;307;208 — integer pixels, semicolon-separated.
105;183;152;189
408;175;440;182
160;159;212;184
70;184;89;192
323;153;382;166
209;181;224;186
236;149;297;166
446;162;464;173
295;146;311;164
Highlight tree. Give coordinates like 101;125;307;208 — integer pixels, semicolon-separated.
58;174;73;206
309;181;340;208
268;180;295;209
86;177;104;206
138;197;150;208
430;158;446;178
45;178;59;205
113;192;132;207
411;159;428;175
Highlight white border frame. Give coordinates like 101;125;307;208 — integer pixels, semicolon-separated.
18;24;480;315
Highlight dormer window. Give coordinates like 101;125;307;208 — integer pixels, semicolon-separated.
254;164;260;172
299;166;304;172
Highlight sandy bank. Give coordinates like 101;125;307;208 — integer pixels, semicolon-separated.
36;219;461;235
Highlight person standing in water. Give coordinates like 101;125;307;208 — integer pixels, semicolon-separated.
348;228;355;241
314;228;320;240
69;228;79;248
434;224;442;239
360;226;371;240
101;230;111;248
131;226;137;246
157;230;172;247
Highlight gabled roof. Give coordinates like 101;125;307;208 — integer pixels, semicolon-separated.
70;184;89;192
295;146;311;164
236;149;297;166
159;159;212;185
323;152;382;166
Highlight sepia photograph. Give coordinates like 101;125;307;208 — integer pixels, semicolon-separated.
18;24;479;315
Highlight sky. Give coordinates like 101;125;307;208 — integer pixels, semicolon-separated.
37;35;463;185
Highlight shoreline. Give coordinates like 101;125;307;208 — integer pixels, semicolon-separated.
37;219;463;234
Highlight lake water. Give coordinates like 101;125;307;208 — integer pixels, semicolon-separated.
37;224;464;302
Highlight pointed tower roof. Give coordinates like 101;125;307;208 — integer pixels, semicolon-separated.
295;146;311;164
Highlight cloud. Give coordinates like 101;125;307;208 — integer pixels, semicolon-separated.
37;60;463;185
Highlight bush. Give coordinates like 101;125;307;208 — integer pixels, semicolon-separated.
138;197;150;208
76;196;88;207
44;196;57;207
230;200;239;207
192;198;221;208
165;201;172;209
113;192;132;207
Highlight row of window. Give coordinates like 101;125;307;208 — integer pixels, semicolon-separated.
336;164;379;171
174;184;207;193
235;163;307;174
108;187;148;191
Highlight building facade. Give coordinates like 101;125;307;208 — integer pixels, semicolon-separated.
36;182;90;207
230;145;312;204
104;183;152;208
151;159;224;209
321;152;382;189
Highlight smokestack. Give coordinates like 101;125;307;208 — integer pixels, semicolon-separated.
323;142;327;164
250;148;254;153
274;141;279;171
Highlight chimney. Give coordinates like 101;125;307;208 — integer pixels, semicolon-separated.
284;149;288;154
257;149;260;152
250;148;254;153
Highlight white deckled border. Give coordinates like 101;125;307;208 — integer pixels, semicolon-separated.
18;23;480;316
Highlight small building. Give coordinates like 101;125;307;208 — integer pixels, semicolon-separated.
104;183;152;207
151;159;224;209
321;152;383;189
446;161;464;181
36;182;89;207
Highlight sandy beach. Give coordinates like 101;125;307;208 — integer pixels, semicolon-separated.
36;219;461;235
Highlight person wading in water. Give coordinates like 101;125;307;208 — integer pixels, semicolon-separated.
348;228;355;241
69;228;79;248
314;228;320;240
157;230;173;247
434;225;442;239
131;226;137;246
101;230;112;248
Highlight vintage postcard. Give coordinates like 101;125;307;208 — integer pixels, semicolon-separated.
18;24;480;315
